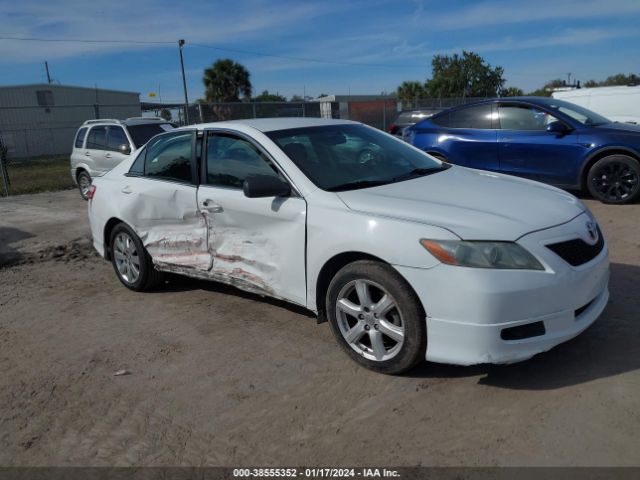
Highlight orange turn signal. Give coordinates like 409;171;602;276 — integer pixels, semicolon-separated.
419;239;458;265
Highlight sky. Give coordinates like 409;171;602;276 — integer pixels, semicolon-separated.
1;0;639;102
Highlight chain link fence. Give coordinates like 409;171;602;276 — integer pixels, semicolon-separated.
0;102;140;196
0;131;9;197
0;97;482;196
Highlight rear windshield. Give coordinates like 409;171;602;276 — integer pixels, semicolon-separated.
127;123;175;148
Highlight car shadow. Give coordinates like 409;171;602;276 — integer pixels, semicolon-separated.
0;226;34;267
407;262;640;390
155;261;639;390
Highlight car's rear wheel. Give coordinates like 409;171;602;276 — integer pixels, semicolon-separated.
77;170;92;201
326;260;426;374
587;155;640;204
109;223;164;291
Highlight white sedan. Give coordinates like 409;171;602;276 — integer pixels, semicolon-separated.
87;118;609;374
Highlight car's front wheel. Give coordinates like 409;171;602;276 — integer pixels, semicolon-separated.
586;155;640;204
326;260;426;374
109;223;164;291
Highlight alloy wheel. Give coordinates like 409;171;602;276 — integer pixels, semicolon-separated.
78;174;91;199
591;161;639;202
113;232;141;284
335;279;405;362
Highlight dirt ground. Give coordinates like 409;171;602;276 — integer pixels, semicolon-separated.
1;190;639;467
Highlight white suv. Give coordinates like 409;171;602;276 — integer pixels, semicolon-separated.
71;117;175;199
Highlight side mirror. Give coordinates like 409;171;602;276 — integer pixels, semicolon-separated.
118;144;132;155
546;121;570;135
243;175;291;198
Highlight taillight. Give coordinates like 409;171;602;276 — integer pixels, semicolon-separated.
388;124;398;134
87;185;97;200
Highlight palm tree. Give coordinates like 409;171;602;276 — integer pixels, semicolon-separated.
396;81;426;108
203;59;252;102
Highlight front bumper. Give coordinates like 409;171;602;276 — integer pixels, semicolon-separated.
395;213;610;365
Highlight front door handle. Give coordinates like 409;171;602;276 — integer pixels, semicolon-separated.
121;185;132;194
105;153;112;159
201;199;223;213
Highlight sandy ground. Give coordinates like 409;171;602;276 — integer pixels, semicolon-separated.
0;189;639;467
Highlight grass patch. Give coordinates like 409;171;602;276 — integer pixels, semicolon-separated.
1;156;75;196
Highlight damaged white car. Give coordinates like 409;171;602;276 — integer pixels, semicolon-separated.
87;118;609;374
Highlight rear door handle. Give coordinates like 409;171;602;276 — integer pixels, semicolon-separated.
201;199;223;213
84;151;91;156
121;185;132;194
105;153;112;159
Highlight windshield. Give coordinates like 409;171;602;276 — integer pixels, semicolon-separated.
546;99;611;127
127;123;175;148
266;124;446;191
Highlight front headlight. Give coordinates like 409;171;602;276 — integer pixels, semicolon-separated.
420;239;544;270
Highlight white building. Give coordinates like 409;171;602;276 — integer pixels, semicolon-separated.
0;84;141;158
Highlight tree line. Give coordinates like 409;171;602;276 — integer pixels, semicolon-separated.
397;50;639;101
197;55;639;104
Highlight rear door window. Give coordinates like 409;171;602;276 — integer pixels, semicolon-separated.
86;126;107;150
438;105;494;129
144;131;194;183
74;127;88;148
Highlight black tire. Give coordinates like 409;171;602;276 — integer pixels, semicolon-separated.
109;223;164;292
326;260;426;375
77;170;92;201
586;154;640;204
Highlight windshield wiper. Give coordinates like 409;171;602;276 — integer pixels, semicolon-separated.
326;180;391;192
391;165;449;182
327;165;450;192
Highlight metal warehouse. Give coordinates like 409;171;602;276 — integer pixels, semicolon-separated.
0;84;141;159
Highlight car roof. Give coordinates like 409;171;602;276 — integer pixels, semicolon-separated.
82;117;171;127
185;117;359;133
439;96;560;110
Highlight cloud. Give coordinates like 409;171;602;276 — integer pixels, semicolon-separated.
423;0;640;30
0;0;351;61
456;27;640;54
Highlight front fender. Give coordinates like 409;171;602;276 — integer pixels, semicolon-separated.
578;144;640;187
305;193;456;311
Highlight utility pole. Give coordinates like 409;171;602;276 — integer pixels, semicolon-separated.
44;61;51;84
178;39;190;124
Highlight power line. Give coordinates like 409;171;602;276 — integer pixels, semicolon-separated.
0;36;172;45
0;35;425;69
189;42;424;69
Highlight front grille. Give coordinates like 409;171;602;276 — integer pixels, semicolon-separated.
546;226;604;266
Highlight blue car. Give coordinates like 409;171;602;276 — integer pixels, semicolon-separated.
403;97;640;204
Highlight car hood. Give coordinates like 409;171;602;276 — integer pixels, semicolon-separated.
336;166;585;241
594;122;640;133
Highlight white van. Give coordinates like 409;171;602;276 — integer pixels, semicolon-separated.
552;86;640;124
